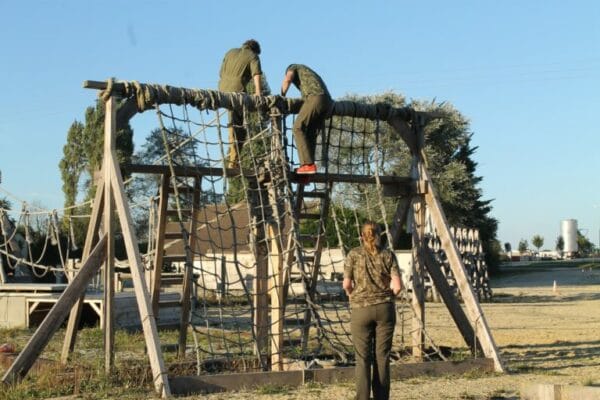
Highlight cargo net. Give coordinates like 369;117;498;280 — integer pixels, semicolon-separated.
130;94;460;375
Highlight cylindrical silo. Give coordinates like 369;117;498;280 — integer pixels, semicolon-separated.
561;219;578;256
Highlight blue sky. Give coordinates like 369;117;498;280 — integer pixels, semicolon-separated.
1;0;599;250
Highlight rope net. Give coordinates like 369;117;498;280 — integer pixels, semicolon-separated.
0;81;492;374
128;87;455;374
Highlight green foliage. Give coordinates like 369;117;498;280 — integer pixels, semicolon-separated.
0;196;11;210
59;99;134;243
556;235;564;252
577;230;594;256
333;92;500;271
532;235;544;252
518;239;528;253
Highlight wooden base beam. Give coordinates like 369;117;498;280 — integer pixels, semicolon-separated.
169;358;494;396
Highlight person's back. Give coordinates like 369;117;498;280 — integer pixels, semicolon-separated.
285;64;330;99
217;39;263;168
218;43;262;93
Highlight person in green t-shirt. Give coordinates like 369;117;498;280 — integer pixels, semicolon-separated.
280;64;332;175
218;39;263;167
343;221;403;400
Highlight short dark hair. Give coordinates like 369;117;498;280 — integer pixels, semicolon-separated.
243;39;261;55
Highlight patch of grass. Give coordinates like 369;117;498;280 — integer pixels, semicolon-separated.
256;384;292;395
509;362;536;373
304;381;325;392
488;388;517;399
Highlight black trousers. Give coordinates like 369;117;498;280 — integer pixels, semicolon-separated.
351;302;396;400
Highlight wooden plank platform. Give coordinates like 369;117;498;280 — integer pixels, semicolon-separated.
0;290;181;330
0;283;68;293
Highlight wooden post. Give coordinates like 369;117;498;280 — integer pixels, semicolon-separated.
2;236;107;384
420;164;504;372
103;95;116;373
268;224;283;371
253;214;269;365
410;192;426;360
178;176;201;358
108;155;171;396
389;196;411;249
151;175;169;317
422;247;482;354
61;177;105;364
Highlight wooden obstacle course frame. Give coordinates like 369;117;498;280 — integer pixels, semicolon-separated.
2;79;503;399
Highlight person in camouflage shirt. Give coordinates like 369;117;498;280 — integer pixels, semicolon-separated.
343;221;402;400
218;39;263;167
280;64;332;174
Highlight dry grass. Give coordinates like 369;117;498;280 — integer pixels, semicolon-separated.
1;261;599;399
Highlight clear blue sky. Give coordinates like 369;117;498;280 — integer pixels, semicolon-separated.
1;0;599;250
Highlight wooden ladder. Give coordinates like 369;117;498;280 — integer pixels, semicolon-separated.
287;179;333;351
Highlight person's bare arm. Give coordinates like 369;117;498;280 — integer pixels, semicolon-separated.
391;274;403;296
343;277;354;297
253;74;262;96
280;69;294;96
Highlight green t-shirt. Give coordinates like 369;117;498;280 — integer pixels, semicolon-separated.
343;246;401;308
218;45;262;92
286;64;330;99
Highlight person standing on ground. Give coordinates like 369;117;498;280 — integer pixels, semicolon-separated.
343;221;403;400
280;64;332;174
218;39;263;167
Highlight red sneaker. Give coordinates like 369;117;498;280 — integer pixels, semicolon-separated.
296;164;317;174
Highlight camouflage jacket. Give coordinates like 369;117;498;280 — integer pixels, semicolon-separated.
286;64;330;99
343;246;400;308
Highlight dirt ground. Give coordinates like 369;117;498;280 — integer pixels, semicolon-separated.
192;263;600;400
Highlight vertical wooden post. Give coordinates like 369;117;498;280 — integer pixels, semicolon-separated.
178;176;201;358
410;191;426;360
103;96;116;372
267;224;283;371
61;178;105;363
151;175;169;317
253;216;269;365
108;155;171;396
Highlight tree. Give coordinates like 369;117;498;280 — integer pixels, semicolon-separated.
0;197;10;210
504;242;512;254
518;239;528;254
555;235;564;253
577;230;594;256
59;99;134;243
532;235;544;255
59;121;86;212
331;93;501;273
60;99;134;206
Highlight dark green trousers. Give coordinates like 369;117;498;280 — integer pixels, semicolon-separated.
351;302;396;400
293;94;332;165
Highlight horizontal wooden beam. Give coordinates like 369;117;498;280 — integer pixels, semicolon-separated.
83;80;415;121
123;163;413;189
169;358;494;396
